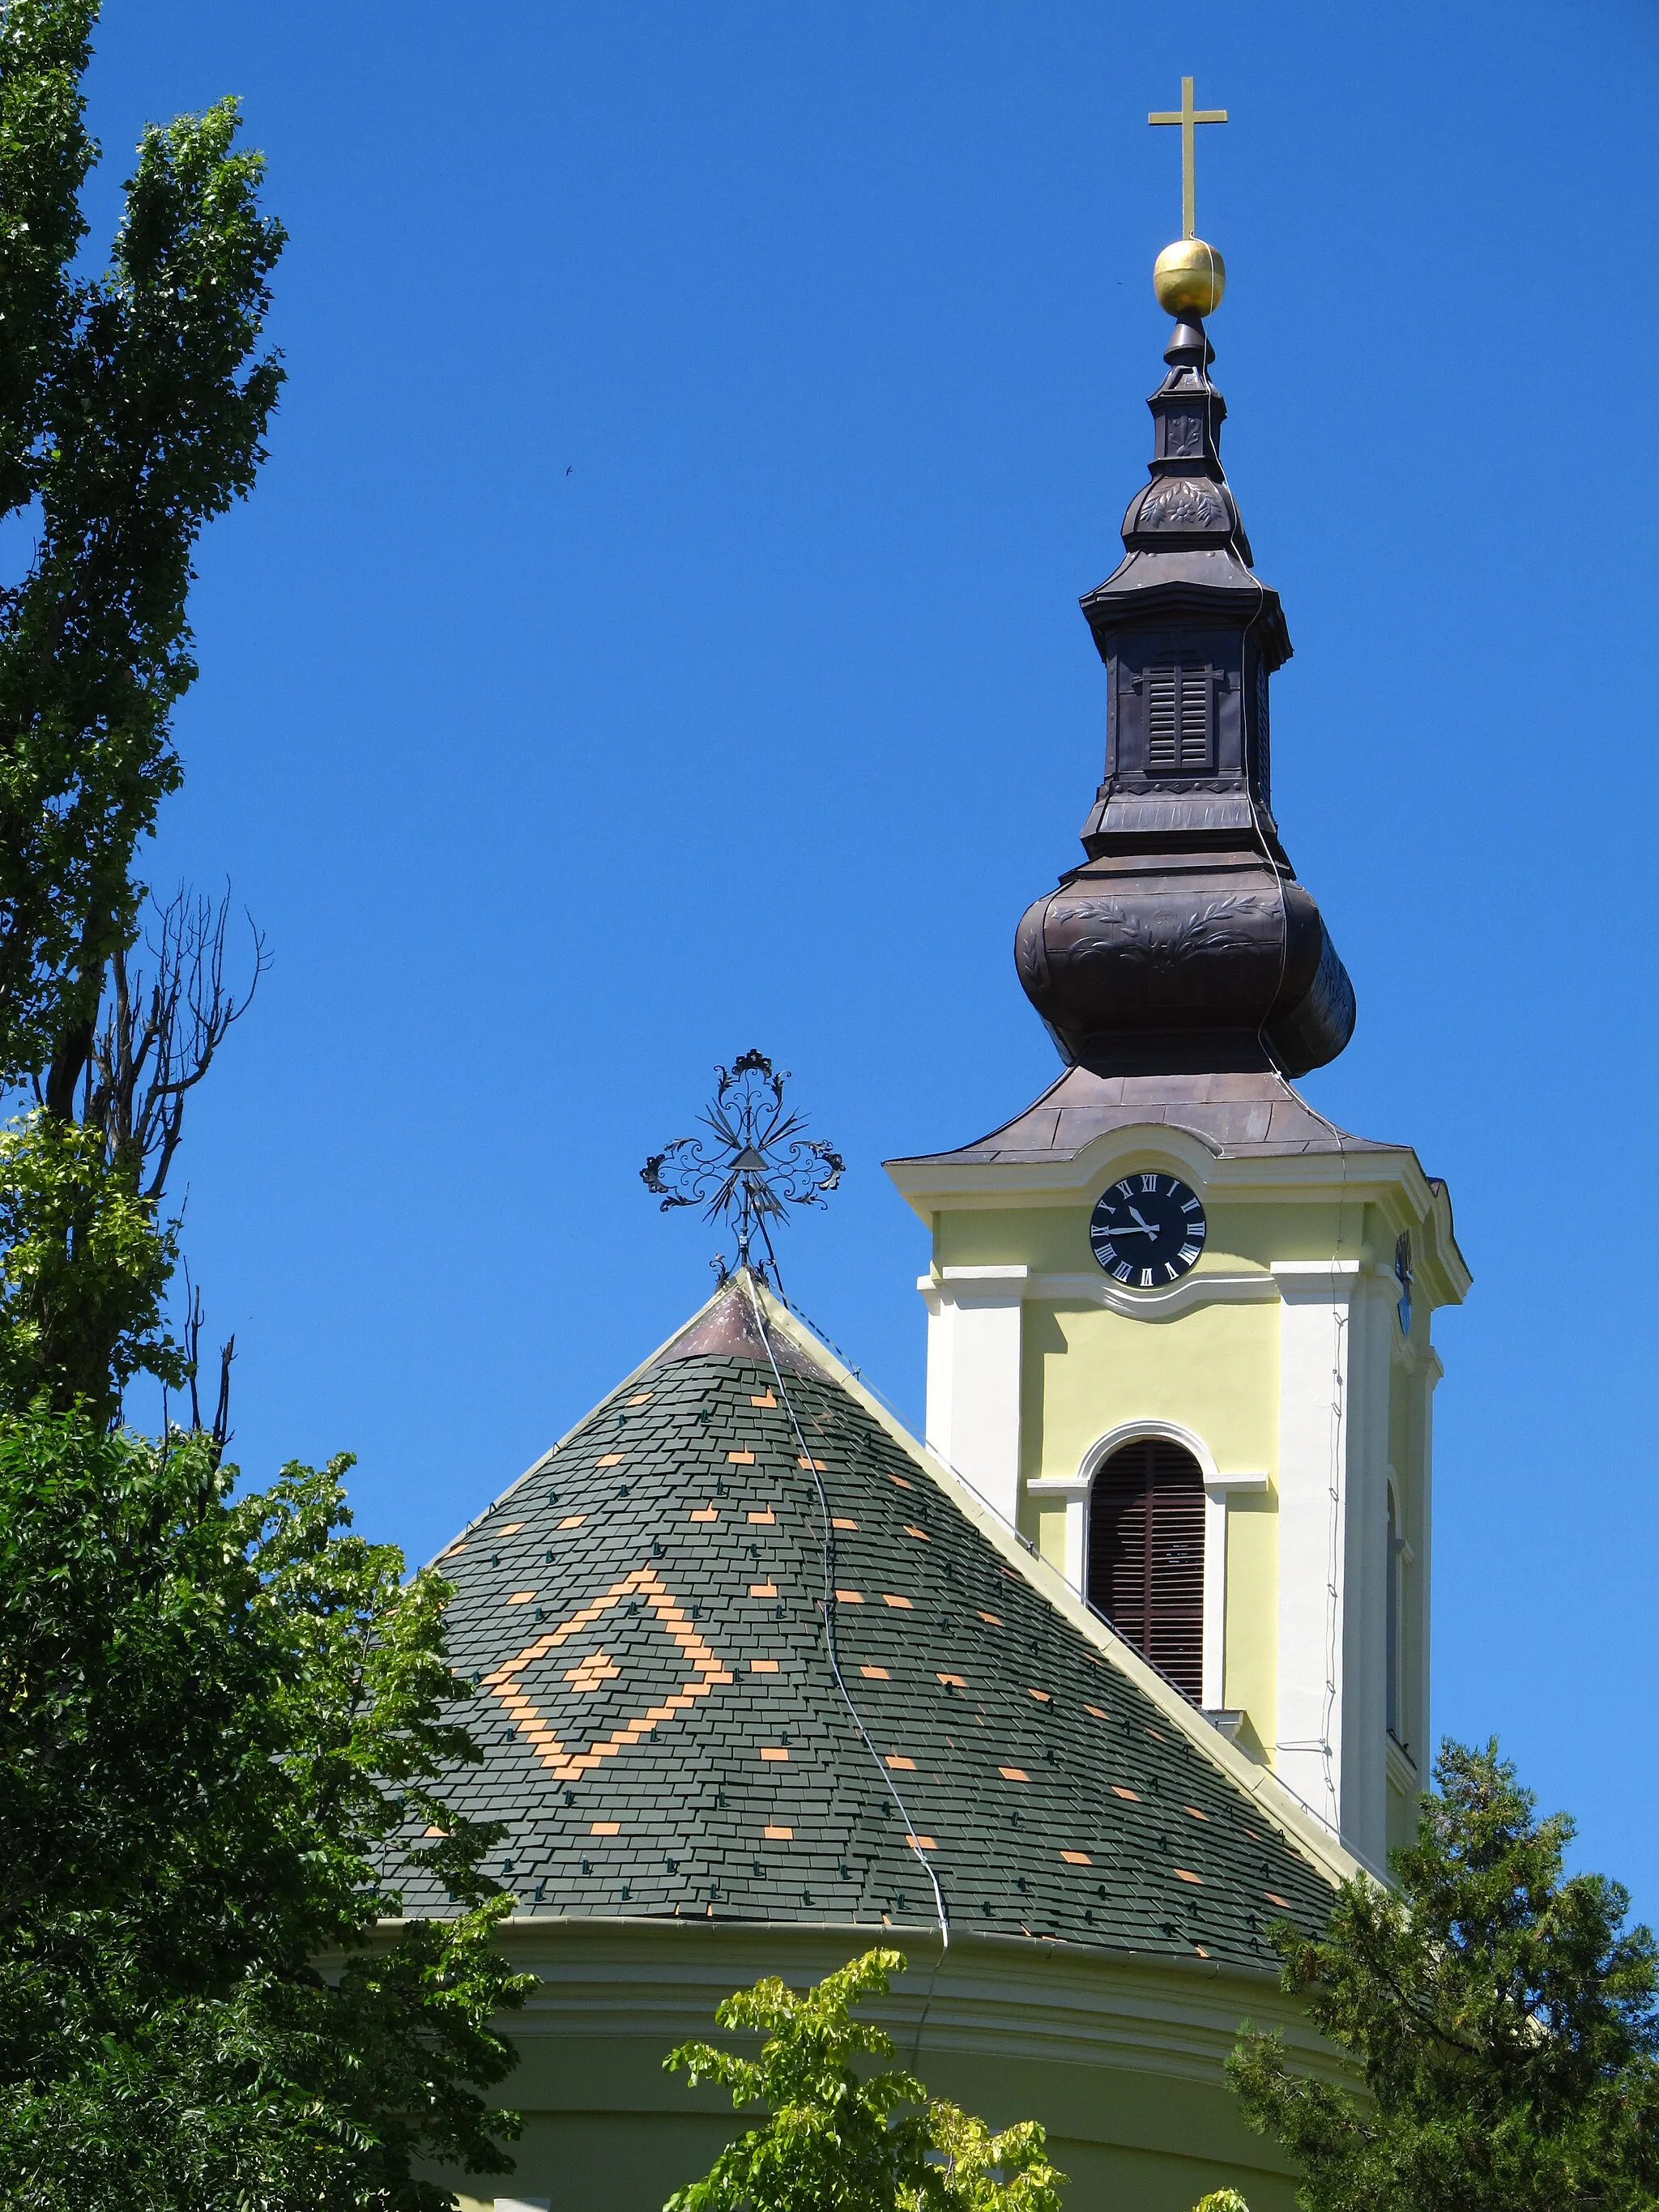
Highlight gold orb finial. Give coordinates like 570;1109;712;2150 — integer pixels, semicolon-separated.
1154;237;1226;319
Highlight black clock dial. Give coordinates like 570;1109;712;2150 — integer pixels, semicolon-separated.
1090;1173;1207;1288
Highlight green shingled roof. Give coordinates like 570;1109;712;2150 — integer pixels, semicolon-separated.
403;1277;1342;1970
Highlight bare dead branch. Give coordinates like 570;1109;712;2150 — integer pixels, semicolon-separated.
84;884;270;1204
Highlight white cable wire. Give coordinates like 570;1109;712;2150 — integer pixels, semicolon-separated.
1219;344;1351;1835
739;1270;951;1959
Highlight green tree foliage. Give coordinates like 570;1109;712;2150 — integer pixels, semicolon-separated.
0;1106;181;1419
0;0;284;1097
0;1407;531;2208
1230;1740;1659;2212
664;1947;1065;2212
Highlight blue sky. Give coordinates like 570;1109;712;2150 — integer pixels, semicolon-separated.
83;3;1658;1912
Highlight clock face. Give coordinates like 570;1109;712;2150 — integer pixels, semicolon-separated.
1090;1173;1207;1288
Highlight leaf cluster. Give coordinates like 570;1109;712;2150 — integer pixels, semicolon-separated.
664;1947;1065;2212
0;1407;532;2210
1230;1740;1659;2212
0;0;284;1088
0;1105;181;1421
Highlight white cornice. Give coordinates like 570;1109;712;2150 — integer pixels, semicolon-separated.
923;1267;1277;1321
888;1128;1471;1307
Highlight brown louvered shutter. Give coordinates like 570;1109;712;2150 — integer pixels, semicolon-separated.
1145;664;1212;774
1086;1438;1205;1700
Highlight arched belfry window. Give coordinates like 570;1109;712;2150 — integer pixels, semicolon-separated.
1085;1438;1205;1700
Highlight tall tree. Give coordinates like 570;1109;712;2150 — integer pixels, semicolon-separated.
0;0;284;1101
0;14;532;2206
1229;1740;1659;2212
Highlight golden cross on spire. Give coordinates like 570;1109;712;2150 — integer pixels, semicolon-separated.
1149;75;1227;240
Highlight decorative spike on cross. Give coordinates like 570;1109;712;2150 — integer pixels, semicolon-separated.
1148;75;1228;240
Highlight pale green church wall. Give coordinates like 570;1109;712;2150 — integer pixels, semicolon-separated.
1022;1300;1279;1485
433;1922;1338;2212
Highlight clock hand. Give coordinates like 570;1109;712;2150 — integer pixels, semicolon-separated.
1100;1221;1157;1238
1127;1207;1158;1232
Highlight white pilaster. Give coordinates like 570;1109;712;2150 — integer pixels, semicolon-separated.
1339;1273;1395;1867
1271;1259;1358;1841
918;1267;1027;1528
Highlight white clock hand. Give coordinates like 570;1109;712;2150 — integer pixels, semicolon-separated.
1127;1206;1158;1232
1101;1221;1157;1238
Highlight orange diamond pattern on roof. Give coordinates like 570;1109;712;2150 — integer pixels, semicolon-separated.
480;1565;734;1784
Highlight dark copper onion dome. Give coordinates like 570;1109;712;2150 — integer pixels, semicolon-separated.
1015;305;1355;1077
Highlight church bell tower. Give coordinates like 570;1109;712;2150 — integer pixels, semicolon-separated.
887;209;1469;1872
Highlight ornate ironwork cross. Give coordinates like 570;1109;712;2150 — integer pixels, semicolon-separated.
641;1050;844;1293
1149;75;1228;240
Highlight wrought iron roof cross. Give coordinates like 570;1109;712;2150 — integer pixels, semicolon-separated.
641;1050;844;1294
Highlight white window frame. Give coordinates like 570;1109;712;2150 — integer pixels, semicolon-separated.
1026;1418;1266;1712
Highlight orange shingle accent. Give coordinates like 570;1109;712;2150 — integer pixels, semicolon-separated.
1183;1805;1208;1820
797;1455;827;1471
727;1450;755;1464
1111;1784;1140;1801
763;1823;793;1840
760;1746;789;1762
834;1588;864;1604
423;1825;446;1838
885;1754;916;1771
1265;1890;1293;1909
595;1453;625;1467
832;1515;858;1530
750;1658;778;1673
888;1473;914;1490
902;1524;931;1542
936;1672;966;1688
1085;1703;1108;1720
689;1507;718;1522
1175;1867;1204;1885
626;1392;653;1404
747;1508;775;1524
882;1593;913;1610
590;1820;620;1835
977;1609;1002;1626
860;1664;889;1681
499;1523;523;1534
1028;1687;1052;1703
507;1591;535;1605
559;1514;586;1529
1060;1850;1091;1865
905;1834;937;1850
1000;1765;1030;1782
563;1648;621;1692
750;1391;777;1407
748;1581;779;1599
